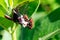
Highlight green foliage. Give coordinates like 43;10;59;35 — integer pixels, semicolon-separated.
55;0;60;4
0;17;13;28
0;0;60;40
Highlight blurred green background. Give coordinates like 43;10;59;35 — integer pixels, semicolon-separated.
0;0;60;40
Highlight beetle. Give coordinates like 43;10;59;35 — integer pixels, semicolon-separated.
5;9;33;29
5;1;33;29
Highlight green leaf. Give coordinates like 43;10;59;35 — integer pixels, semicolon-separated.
38;7;60;40
0;0;60;40
0;5;7;17
13;0;40;17
13;0;24;7
48;7;60;22
8;0;13;9
0;17;13;29
0;0;9;13
39;29;60;40
0;26;4;30
54;33;60;40
13;0;34;8
55;0;60;5
16;25;21;40
19;6;60;40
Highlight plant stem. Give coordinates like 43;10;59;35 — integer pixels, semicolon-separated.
31;0;40;17
39;29;60;40
11;23;17;40
11;30;16;40
11;33;14;40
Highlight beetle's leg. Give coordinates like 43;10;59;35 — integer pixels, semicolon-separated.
5;15;13;20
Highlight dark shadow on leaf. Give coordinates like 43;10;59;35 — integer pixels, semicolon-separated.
55;0;60;5
54;33;60;40
48;38;53;40
0;26;4;30
0;35;2;39
37;4;45;12
48;7;60;22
